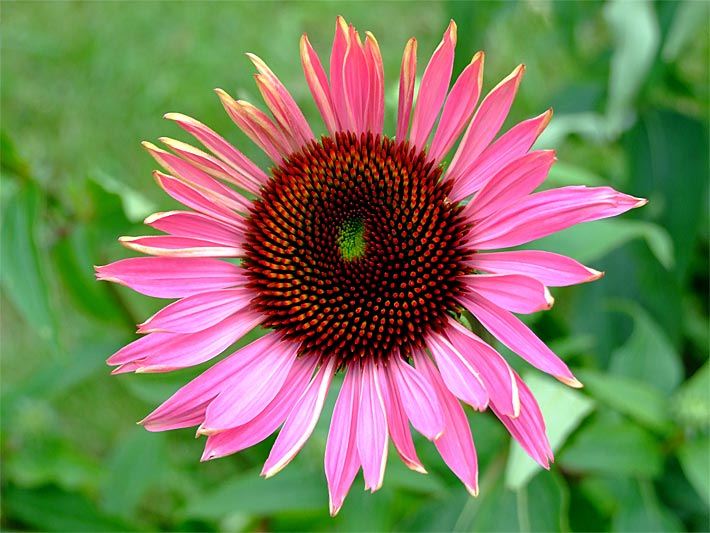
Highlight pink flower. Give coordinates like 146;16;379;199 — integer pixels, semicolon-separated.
96;17;646;515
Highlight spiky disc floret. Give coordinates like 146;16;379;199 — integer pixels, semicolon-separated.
244;132;471;364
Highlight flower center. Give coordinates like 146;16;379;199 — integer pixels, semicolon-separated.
338;217;366;261
243;132;471;364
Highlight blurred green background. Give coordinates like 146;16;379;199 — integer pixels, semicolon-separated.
2;1;708;531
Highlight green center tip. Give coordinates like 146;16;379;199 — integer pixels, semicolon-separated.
338;218;366;261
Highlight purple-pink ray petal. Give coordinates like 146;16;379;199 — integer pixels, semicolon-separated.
396;38;417;141
300;34;338;135
144;211;244;247
118;235;241;258
357;360;388;492
463;274;553;314
390;356;445;440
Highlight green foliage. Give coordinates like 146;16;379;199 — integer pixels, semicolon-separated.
1;1;708;531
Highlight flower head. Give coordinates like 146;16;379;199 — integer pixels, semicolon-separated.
97;16;646;515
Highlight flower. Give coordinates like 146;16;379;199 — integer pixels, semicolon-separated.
96;17;646;515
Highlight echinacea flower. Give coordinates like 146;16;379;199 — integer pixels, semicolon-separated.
97;17;646;515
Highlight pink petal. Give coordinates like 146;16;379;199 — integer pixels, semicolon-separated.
143;142;250;213
163;113;268;188
426;333;488;410
448;109;552;197
144;211;244;247
247;53;314;147
357;360;388;492
202;355;317;461
109;310;261;373
262;358;336;477
429;51;484;162
330;16;351;132
468;186;648;250
159;137;261;195
95;257;245;299
409;21;457;150
467;250;603;287
379;364;426;473
153;171;241;228
138;288;254;334
463;274;554;314
342;27;369;134
139;332;279;431
118;235;241;258
364;32;384;134
325;364;361;516
300;34;338;135
414;350;478;496
447;65;525;195
396;38;417;141
215;90;290;163
459;292;580;387
491;373;553;467
200;337;299;432
463;150;556;221
390;356;445;440
445;318;519;418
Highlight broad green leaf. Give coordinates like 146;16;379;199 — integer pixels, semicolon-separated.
678;435;710;506
577;369;671;432
517;472;570;533
529;218;674;269
612;479;684;532
3;486;132;532
91;171;156;223
671;363;710;429
100;427;167;518
0;181;57;345
506;373;594;489
605;0;659;134
560;415;663;477
609;301;682;394
662;1;710;61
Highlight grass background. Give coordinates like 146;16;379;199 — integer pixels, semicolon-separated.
1;1;708;531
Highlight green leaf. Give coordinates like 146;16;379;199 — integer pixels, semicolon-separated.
662;1;710;61
506;373;594;489
100;427;167;518
613;479;684;532
529;218;674;269
517;472;570;533
3;486;132;532
577;369;672;432
671;363;710;429
678;434;710;506
0;181;57;346
90;171;156;224
609;301;682;394
560;415;663;477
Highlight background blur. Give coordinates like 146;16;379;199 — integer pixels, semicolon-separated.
2;1;708;531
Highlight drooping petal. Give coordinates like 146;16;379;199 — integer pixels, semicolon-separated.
462;150;556;221
459;292;580;387
445;318;519;418
200;338;299;433
492;373;553;467
467;250;603;287
427;333;488;410
409;21;457;150
163;112;268;188
357;360;388;492
262;358;336;477
153;171;241;228
450;109;552;197
396;38;417;141
389;355;445;440
158;137;261;195
144;211;244;247
364;32;385;134
118;235;241;258
463;274;553;314
429;51;484;162
447;65;525;194
379;364;426;473
139;332;279;431
109;310;261;373
325;364;361;516
138;288;254;334
468;186;647;250
414;350;478;496
343;27;369;134
300;34;338;135
95;257;245;299
330;16;352;132
202;355;317;461
247;53;314;146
